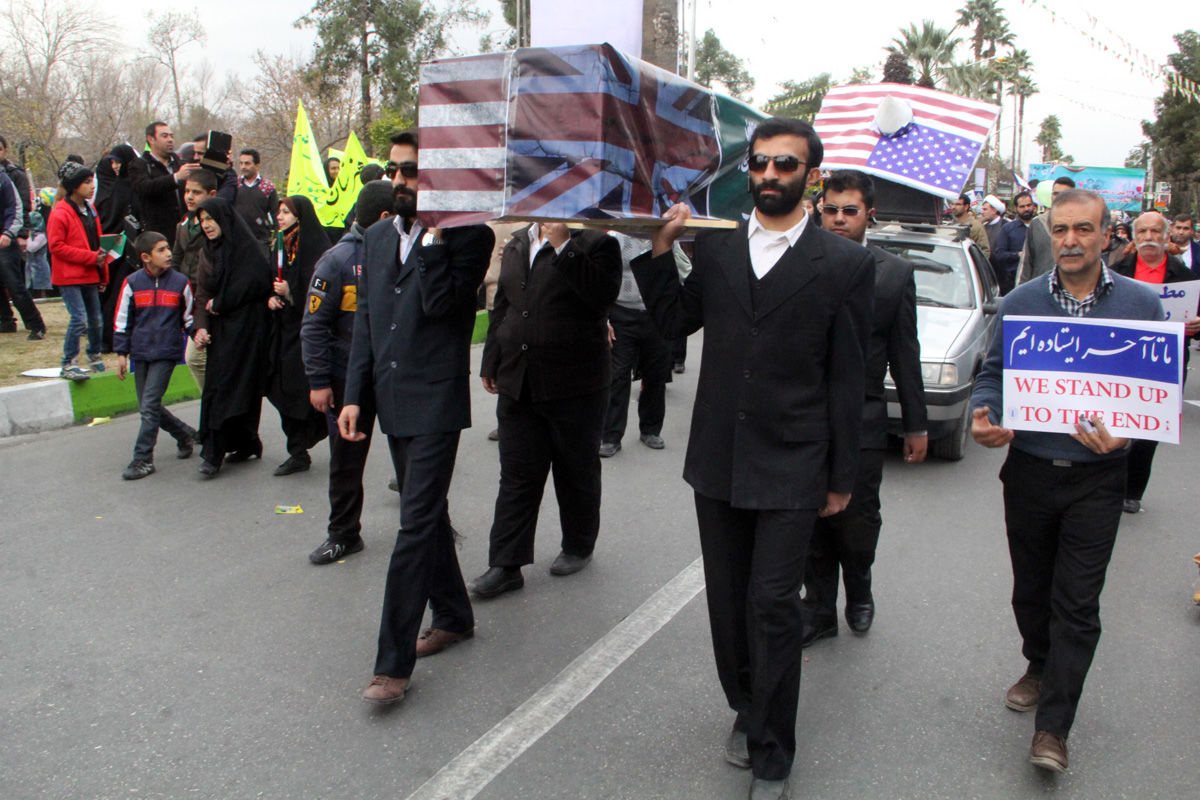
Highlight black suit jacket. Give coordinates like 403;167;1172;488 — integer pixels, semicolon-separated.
632;221;875;509
864;244;926;449
481;227;621;402
344;219;494;437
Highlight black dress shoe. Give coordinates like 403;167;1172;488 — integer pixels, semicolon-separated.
800;614;837;648
226;440;263;463
1122;498;1141;514
273;453;311;476
469;566;524;599
549;551;591;576
845;599;875;633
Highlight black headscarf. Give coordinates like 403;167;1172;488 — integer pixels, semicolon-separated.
94;144;138;235
279;195;331;296
198;197;273;311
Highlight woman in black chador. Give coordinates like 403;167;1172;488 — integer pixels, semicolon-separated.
195;197;274;478
96;144;140;352
268;195;331;476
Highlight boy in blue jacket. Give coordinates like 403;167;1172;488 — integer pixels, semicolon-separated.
114;232;199;480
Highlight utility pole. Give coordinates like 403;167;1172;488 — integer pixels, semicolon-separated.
641;0;679;72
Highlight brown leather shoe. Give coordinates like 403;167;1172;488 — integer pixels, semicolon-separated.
1029;730;1068;772
415;627;474;658
1005;671;1042;712
362;675;410;704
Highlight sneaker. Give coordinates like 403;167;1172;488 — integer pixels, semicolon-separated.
176;431;199;460
308;537;365;565
639;433;665;450
121;460;155;480
89;360;106;373
599;441;621;458
27;328;46;341
1122;498;1141;514
60;365;90;382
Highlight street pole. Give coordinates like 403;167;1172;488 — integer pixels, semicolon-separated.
686;0;697;81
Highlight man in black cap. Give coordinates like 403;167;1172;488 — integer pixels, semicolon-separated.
301;181;395;565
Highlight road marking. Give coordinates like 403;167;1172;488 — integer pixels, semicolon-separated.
404;557;706;800
1186;400;1200;409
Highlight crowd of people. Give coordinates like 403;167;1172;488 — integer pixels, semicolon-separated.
2;115;1199;800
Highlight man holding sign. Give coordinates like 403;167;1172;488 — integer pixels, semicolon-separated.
970;189;1167;774
1109;211;1199;513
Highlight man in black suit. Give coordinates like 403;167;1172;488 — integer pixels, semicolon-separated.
469;223;621;598
338;133;495;704
633;118;875;800
802;170;927;647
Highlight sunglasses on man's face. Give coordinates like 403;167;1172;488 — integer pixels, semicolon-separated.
386;161;419;179
747;154;803;174
820;204;863;217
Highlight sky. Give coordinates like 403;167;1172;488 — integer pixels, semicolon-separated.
112;0;1181;172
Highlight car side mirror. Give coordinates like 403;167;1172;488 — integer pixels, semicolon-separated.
982;300;999;315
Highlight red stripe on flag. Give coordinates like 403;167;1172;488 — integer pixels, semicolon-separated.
419;124;505;150
419;168;505;193
419;78;507;107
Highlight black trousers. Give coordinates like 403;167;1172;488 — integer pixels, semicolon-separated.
671;334;688;365
279;408;328;457
488;387;607;567
1125;439;1157;502
803;448;885;617
1000;447;1125;737
0;242;43;331
694;492;816;781
603;304;671;444
324;376;377;543
374;431;474;678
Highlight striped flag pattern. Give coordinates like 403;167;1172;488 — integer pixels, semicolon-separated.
814;84;1000;200
417;44;764;228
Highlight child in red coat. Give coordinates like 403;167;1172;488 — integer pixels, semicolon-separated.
47;162;109;381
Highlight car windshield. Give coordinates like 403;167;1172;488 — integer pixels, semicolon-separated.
873;241;976;309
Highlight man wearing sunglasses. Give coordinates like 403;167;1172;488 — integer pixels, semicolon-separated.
802;170;926;649
632;118;875;800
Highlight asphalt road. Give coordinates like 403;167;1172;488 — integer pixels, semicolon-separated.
2;336;1198;800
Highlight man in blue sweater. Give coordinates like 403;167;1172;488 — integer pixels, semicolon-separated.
970;189;1163;774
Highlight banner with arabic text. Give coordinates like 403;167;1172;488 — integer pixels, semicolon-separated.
1002;316;1183;443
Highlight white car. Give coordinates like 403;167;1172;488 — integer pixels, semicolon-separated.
869;223;1000;460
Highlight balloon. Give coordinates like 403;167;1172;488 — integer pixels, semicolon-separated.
1035;180;1054;208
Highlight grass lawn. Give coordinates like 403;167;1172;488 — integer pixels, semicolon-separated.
0;300;120;388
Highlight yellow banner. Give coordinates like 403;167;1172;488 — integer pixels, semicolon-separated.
316;132;384;227
286;101;329;206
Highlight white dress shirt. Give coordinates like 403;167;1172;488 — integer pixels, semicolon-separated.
527;223;567;268
747;210;809;278
394;215;423;264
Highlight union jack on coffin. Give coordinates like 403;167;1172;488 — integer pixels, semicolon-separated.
814;84;1001;201
416;43;766;229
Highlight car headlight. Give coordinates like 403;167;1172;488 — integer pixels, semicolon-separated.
920;362;959;386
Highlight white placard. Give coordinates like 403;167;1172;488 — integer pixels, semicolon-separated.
1155;279;1200;324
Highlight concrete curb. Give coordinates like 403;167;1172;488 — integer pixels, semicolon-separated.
0;365;199;438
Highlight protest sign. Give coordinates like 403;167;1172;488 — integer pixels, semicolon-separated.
1002;316;1183;444
1154;279;1200;324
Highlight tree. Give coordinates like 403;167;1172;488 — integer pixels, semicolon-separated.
765;74;832;121
148;11;207;126
887;20;960;89
1143;30;1200;215
998;48;1035;171
1036;115;1066;163
956;0;1014;62
883;52;914;85
691;29;753;100
0;0;114;175
297;0;487;142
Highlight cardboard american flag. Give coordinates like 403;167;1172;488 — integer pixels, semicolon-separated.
814;84;1000;201
417;43;764;229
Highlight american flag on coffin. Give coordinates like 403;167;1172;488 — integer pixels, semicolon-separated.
814;84;1000;201
417;43;766;229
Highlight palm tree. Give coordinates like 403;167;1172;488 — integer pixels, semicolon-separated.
888;20;960;89
957;0;1015;61
999;48;1036;171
